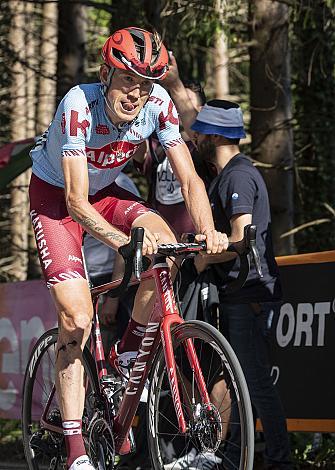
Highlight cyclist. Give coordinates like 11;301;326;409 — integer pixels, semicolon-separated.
29;27;228;470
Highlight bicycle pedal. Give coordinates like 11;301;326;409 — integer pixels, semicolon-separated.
128;428;136;454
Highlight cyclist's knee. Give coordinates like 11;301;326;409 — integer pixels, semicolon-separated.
58;306;92;343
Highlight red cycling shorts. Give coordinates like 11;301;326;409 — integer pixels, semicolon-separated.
29;173;152;289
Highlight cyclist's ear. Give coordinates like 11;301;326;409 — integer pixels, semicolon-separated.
100;64;109;85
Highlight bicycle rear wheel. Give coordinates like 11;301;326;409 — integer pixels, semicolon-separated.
22;328;100;470
147;320;254;470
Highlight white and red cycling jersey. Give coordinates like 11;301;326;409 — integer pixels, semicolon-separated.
30;82;183;195
29;82;183;287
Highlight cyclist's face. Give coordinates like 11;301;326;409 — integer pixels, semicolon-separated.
105;69;152;124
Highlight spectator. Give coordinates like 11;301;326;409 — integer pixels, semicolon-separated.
165;55;292;470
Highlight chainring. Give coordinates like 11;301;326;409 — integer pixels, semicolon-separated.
88;417;115;470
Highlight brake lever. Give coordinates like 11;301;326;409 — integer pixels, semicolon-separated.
132;227;144;281
107;227;144;298
247;225;263;278
224;224;262;294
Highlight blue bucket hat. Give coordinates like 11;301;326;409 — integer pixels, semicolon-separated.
191;99;246;139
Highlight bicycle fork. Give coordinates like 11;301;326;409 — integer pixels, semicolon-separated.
156;262;212;434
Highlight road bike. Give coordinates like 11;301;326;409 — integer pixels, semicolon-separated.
22;225;262;470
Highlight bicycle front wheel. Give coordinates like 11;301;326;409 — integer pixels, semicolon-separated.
148;320;254;470
22;328;100;470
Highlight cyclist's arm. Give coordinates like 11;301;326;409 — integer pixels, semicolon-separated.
166;143;216;237
62;155;129;249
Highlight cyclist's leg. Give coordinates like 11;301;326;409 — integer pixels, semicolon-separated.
50;279;93;419
114;212;177;355
29;175;94;467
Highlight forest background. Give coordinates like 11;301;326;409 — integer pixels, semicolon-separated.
0;0;334;282
0;0;334;467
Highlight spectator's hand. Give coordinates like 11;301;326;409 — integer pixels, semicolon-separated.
194;252;209;274
162;51;181;89
195;229;228;254
100;296;118;327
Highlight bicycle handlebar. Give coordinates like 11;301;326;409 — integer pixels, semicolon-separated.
108;224;263;298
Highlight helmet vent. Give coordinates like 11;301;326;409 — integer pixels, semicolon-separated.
112;48;124;63
129;31;146;62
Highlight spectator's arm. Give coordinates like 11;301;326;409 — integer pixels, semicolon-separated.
163;52;198;143
229;213;252;242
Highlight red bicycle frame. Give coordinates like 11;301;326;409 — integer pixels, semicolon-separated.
39;255;212;455
94;257;211;453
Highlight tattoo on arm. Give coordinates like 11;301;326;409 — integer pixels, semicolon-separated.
80;216;104;232
104;232;128;243
79;216;128;244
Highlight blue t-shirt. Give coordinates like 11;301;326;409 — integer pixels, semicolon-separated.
30;83;183;195
208;153;282;303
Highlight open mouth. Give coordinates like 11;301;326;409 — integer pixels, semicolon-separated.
120;101;138;114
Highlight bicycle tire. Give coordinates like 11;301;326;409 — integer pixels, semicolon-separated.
147;320;254;470
22;328;100;470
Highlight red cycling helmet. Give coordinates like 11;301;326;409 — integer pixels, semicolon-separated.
102;27;169;80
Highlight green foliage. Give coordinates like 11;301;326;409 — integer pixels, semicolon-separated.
0;418;21;441
291;432;335;467
0;419;25;462
160;0;221;82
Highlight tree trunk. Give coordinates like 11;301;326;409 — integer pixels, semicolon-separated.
29;1;57;279
56;0;87;104
25;1;36;138
249;0;295;255
36;0;58;134
214;30;230;98
25;1;39;279
8;0;29;281
292;0;335;252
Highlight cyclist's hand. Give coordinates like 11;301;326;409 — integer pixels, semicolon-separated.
195;229;228;254
142;228;160;256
